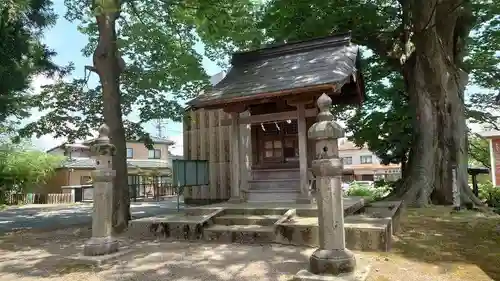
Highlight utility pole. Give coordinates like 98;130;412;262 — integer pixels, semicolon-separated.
153;119;168;138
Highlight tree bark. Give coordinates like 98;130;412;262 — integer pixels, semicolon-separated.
398;0;483;207
93;6;130;232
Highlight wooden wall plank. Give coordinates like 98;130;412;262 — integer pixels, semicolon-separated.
208;110;218;200
218;110;229;200
199;109;208;200
187;110;198;200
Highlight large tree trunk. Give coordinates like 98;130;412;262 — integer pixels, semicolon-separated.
399;0;483;207
93;6;130;232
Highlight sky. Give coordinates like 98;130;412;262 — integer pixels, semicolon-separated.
29;0;223;156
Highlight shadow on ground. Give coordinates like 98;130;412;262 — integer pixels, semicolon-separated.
0;227;312;281
391;207;500;281
0;206;498;281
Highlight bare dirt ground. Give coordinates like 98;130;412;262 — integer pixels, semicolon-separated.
0;206;498;281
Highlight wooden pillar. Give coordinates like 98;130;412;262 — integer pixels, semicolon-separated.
296;103;311;203
229;111;242;202
239;111;251;197
489;138;497;186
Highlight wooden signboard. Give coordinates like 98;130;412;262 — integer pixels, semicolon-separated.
493;138;500;185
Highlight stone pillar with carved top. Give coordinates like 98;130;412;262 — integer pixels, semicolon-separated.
294;94;370;281
83;124;119;256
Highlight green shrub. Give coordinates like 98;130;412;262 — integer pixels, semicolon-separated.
347;185;374;197
477;181;500;213
347;182;391;201
0;145;63;204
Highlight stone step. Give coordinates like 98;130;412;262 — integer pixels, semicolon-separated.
203;224;275;244
246;190;300;203
295;197;365;217
223;207;289;216
275;216;393;252
249;178;300;190
252;169;300;181
214;214;282;226
252;168;300;180
128;214;210;239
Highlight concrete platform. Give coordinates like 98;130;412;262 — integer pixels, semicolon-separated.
125;197;404;253
274;200;402;251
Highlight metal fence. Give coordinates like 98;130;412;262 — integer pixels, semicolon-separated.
78;175;177;202
129;175;177;202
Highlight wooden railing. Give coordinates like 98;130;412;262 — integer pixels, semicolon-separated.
47;193;73;204
7;193;74;205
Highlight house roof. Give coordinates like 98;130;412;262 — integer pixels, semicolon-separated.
61;158;171;170
188;32;364;109
47;136;175;153
479;130;500;139
338;139;368;151
82;136;175;146
345;164;401;171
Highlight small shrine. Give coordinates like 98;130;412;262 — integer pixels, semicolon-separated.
183;31;365;204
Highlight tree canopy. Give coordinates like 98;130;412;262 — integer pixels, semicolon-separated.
0;137;63;204
258;0;499;169
18;0;263;142
0;0;67;124
20;1;498;156
14;0;500;209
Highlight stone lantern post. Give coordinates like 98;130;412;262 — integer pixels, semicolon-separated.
294;94;370;281
83;124;119;256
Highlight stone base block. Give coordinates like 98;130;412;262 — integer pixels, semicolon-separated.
309;249;356;275
83;236;119;256
67;249;133;267
294;260;371;281
203;225;274;244
127;219;164;239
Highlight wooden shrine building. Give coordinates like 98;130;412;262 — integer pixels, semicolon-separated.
183;32;365;205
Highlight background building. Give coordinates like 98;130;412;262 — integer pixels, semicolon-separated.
41;137;174;196
338;138;401;182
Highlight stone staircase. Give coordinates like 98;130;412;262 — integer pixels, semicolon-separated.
128;199;404;252
275;200;403;252
245;168;301;202
203;206;289;244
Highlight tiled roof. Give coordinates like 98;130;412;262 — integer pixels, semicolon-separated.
344;164;401;170
82;136;174;146
47;137;174;153
61;158;170;169
338;139;368;150
188;32;362;108
128;159;170;169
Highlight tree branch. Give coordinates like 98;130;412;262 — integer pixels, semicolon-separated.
85;65;98;73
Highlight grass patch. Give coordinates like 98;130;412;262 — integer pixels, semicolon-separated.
390;206;500;280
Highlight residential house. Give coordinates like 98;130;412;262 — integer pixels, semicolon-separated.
41;137;174;195
338;138;401;182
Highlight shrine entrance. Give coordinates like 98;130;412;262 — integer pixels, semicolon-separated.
254;120;299;169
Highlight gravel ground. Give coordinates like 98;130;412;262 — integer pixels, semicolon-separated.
0;222;494;281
